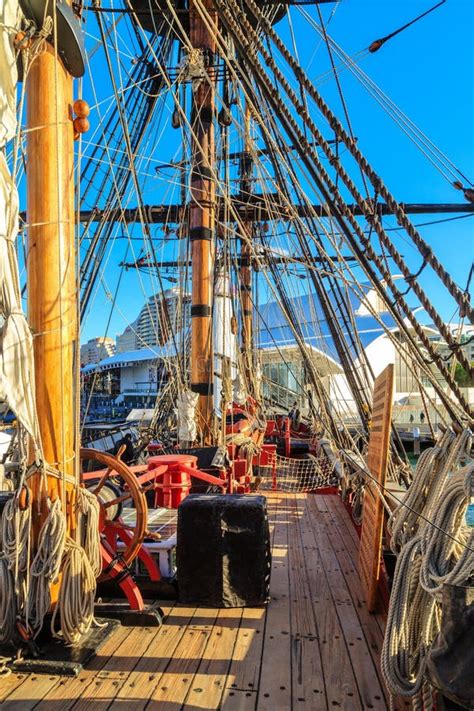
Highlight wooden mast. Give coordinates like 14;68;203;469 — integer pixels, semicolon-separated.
240;105;254;393
189;0;217;442
26;29;77;545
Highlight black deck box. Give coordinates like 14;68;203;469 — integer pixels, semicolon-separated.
176;494;271;607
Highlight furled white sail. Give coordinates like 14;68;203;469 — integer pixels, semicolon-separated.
176;390;199;443
0;0;41;450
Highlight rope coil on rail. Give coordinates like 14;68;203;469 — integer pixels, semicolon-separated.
381;431;473;706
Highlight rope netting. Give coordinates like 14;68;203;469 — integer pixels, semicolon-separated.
257;450;338;492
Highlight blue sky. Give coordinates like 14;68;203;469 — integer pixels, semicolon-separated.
71;0;474;344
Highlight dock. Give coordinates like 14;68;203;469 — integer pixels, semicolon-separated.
0;492;404;710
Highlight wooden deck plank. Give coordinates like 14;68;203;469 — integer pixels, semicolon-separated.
0;673;29;704
321;498;412;711
255;493;292;711
306;495;388;710
221;688;257;710
111;606;197;708
70;625;165;711
288;493;328;711
146;607;219;709
225;491;279;696
184;608;242;709
1;493;391;711
0;674;61;710
225;607;266;694
4;624;130;710
32;625;131;709
296;495;362;711
322;496;387;645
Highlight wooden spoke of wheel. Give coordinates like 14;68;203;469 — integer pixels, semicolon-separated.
80;448;148;569
102;490;134;509
92;467;113;496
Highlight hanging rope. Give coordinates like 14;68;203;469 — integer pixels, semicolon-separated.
27;496;66;633
51;537;98;646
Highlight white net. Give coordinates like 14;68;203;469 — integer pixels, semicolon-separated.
257;450;339;493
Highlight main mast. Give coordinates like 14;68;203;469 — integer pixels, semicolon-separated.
27;18;77;542
189;0;217;442
240;105;255;395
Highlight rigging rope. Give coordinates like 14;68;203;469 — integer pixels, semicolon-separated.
208;0;471;420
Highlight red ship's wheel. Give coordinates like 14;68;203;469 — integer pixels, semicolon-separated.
80;448;148;570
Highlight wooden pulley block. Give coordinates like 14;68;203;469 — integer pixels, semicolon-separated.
14;31;32;50
218;106;232;127
171;108;181;129
18;484;30;511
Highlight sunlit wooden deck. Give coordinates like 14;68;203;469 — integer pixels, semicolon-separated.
1;492;393;710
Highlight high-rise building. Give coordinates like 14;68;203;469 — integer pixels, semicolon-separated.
116;288;190;353
80;336;116;366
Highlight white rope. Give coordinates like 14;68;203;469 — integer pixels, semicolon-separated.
51;537;97;646
27;497;66;632
1;491;31;600
0;555;15;644
77;486;102;578
381;537;438;699
389;429;454;552
419;464;474;596
382;431;473;704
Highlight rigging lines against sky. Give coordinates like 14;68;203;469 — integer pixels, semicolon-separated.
14;1;473;357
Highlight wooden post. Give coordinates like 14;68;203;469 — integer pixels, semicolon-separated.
26;40;77;542
240;104;253;391
189;0;217;442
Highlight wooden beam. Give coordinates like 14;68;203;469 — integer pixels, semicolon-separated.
358;364;394;613
65;201;474;225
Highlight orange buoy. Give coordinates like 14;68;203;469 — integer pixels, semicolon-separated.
73;116;90;134
73;131;80;141
73;99;90;118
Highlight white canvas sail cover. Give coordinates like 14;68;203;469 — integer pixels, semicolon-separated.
0;1;41;449
176;390;199;443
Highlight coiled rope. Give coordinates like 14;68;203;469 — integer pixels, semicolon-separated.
77;486;102;577
382;431;473;706
51;537;98;646
27;497;66;633
419;465;474;596
0;556;15;644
